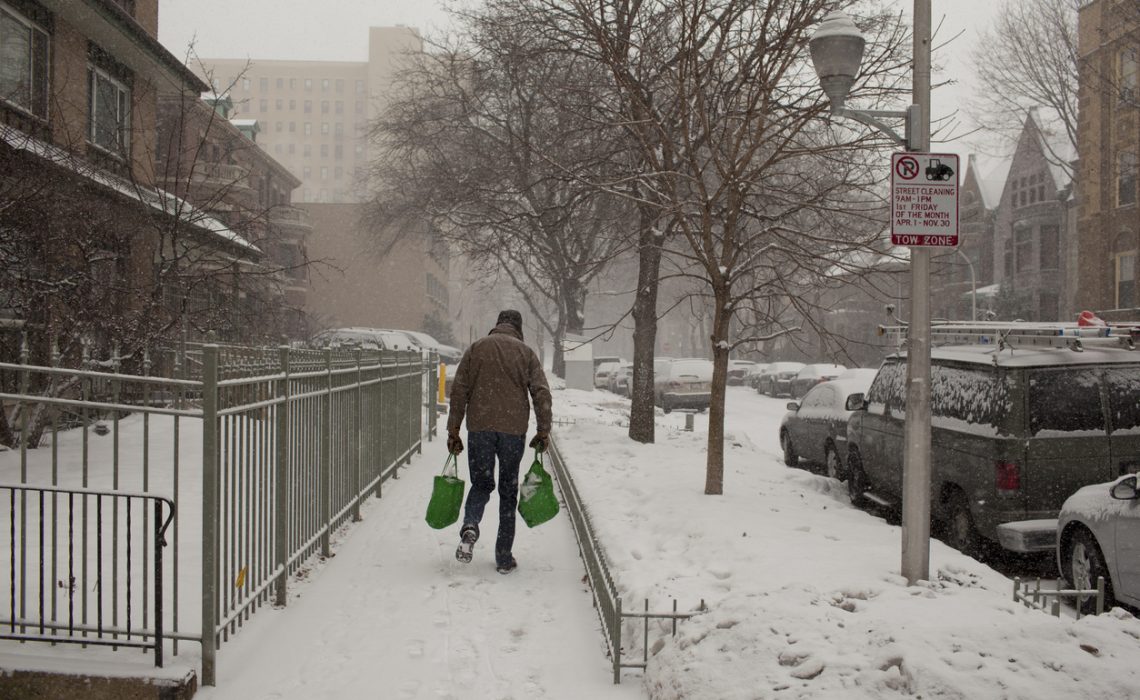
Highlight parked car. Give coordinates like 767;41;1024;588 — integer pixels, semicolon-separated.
835;367;878;384
308;327;418;352
779;375;876;479
726;360;757;386
756;362;805;397
608;363;634;396
745;363;771;390
593;356;623;370
789;363;847;399
1057;474;1140;614
845;335;1140;555
594;360;624;389
654;358;713;413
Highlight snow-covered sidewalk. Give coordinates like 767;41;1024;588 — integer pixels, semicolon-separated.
195;434;642;700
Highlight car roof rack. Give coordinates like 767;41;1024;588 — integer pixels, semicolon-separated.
878;320;1140;353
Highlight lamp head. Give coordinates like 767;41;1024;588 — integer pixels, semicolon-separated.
809;12;866;112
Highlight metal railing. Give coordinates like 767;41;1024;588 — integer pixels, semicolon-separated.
0;340;436;686
545;437;702;683
0;483;174;667
1013;576;1106;619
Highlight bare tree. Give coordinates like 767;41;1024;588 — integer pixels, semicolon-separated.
967;0;1082;176
365;10;632;376
520;0;909;493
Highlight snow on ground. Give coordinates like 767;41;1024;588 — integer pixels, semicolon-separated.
4;384;1140;699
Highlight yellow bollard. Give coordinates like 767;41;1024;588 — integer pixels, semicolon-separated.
438;362;447;405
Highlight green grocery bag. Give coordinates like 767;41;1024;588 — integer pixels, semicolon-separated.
425;454;465;529
517;449;559;528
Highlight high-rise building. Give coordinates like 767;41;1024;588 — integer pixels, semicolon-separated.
197;27;452;341
199;26;421;204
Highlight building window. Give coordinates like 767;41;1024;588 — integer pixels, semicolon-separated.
304;78;312;91
303;122;311;135
320;166;328;180
87;65;130;156
1039;225;1059;270
335;100;343;114
355;100;364;114
355;79;364;94
1121;47;1138;102
1116;251;1136;308
290;78;296;89
275;98;283;110
302;166;311;179
303;144;311;157
289;99;295;110
259;77;268;91
275;121;282;132
288;143;294;154
304;100;312;113
0;4;50;119
276;77;283;89
334;144;343;159
259;98;268;112
320;122;329;135
1015;226;1033;272
321;78;329;91
321;100;329;114
289;121;295;132
336;78;344;92
334;166;342;179
320;143;328;157
1120;151;1137;207
242;77;250;91
334;122;343;138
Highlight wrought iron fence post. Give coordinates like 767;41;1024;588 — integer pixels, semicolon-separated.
613;596;622;684
275;348;290;607
154;499;164;668
321;349;332;558
354;350;363;522
201;345;219;687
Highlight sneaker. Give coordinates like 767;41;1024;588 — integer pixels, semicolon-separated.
496;557;518;575
455;526;477;564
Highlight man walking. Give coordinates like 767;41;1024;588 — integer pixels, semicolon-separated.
447;310;552;574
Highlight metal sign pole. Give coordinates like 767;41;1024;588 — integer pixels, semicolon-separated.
901;0;933;585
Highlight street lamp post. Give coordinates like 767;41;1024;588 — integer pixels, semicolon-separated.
810;3;934;585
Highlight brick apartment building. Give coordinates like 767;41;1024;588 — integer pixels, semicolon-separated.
0;0;269;362
1076;0;1140;316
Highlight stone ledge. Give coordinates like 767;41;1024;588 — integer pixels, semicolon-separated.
0;668;197;700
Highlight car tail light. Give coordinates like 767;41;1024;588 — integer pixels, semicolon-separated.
995;461;1020;494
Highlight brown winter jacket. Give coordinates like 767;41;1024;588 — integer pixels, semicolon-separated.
446;323;552;437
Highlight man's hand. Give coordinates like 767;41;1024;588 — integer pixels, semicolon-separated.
447;431;464;455
529;430;549;453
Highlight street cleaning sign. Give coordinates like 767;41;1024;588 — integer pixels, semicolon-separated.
890;152;959;247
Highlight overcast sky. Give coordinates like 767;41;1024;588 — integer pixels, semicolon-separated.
157;0;1005;161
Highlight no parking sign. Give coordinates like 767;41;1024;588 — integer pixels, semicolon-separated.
890;152;959;248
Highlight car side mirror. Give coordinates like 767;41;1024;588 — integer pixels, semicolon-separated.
1110;476;1140;501
786;401;799;411
845;393;865;411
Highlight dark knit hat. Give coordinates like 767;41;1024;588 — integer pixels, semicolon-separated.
496;309;523;333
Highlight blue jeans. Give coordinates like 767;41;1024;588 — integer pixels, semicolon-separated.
463;431;525;566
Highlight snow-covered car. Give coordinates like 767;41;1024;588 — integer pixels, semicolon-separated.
1057;474;1140;615
744;363;770;390
756;361;805;397
654;358;712;413
779;375;875;479
608;363;634;396
726;359;757;386
594;360;624;389
308;327;418;352
789;363;846;399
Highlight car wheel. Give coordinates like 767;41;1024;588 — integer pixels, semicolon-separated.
1065;528;1114;615
780;430;798;467
824;443;843;480
943;491;980;557
846;447;867;507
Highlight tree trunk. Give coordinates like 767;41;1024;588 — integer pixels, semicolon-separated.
704;288;732;495
628;208;664;444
